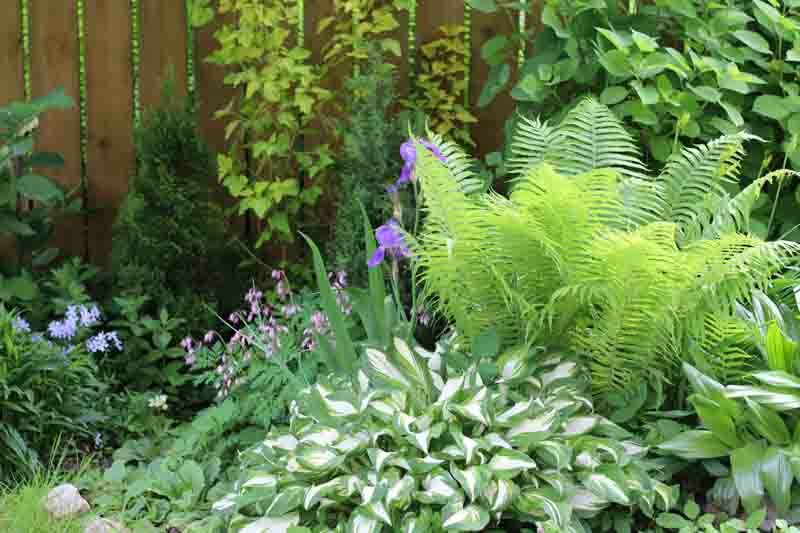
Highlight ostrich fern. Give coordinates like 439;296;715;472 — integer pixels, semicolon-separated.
415;98;799;397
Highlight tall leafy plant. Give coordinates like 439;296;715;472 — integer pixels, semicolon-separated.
207;0;334;248
0;89;80;302
414;98;799;403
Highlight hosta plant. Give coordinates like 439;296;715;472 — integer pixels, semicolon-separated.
414;97;800;402
213;339;674;532
659;363;800;518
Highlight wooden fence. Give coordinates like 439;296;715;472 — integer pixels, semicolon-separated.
0;0;522;266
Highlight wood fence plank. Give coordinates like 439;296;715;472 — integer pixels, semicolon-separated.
0;1;24;263
140;0;188;110
470;9;517;156
194;12;247;238
0;1;23;105
30;0;84;259
415;0;465;48
85;0;134;266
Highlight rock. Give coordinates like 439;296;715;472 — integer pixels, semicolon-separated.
84;518;130;533
43;484;90;519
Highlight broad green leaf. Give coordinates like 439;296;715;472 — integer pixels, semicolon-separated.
266;486;305;517
441;504;490;531
16;174;63;203
600;86;629;106
478;63;511;108
731;441;766;514
761;447;792;514
689;85;722;103
754;95;791;121
488;449;537;479
466;0;497;13
659;430;731;459
656;513;691;529
359;202;387;346
746;399;790;445
732;30;772;54
632;81;659;105
631;30;658;53
690;395;740;448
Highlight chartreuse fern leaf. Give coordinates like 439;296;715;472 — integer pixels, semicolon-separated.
415;98;800;396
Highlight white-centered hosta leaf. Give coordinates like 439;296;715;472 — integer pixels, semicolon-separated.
407;456;445;474
301;427;340;446
583;473;630;505
541;362;577;387
452;465;492;501
488;448;538;479
418;471;463;504
534;441;572;470
368;449;396;473
387;475;416;507
296;445;344;472
751;371;800;389
264;435;298;451
242;475;278;489
497;348;531;383
239;513;300;533
516;489;570;527
483;433;512;450
561;416;598;437
570;488;608;512
367;501;392;526
348;512;382;533
322;395;359;417
441;504;491;531
437;376;466;405
486;478;518;512
394;337;431;394
211;492;237;512
452;429;482;463
366;347;412;390
265;485;305;517
496;399;533;425
305;478;346;510
726;386;800;411
508;409;559;444
452;387;491;425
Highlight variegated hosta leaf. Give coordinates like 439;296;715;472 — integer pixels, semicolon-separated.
347;512;382;533
220;339;663;531
451;387;491;425
441;504;491;531
452;465;492;501
488;448;538;479
366;347;412;390
387;475;416;508
417;470;464;505
393;337;433;396
515;488;572;528
497;346;533;383
486;479;519;513
582;470;631;506
296;445;345;472
238;513;300;533
507;409;559;446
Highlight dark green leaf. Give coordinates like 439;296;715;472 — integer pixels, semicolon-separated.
732;30;772;54
599;86;629;106
659;430;731;459
478;63;511;108
16;174;64;203
731;441;766;514
466;0;498;13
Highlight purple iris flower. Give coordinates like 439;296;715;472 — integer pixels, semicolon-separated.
393;139;447;190
367;219;410;268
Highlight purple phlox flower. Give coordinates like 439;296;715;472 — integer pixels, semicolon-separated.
185;352;197;367
79;305;101;328
86;331;123;353
282;303;300;317
12;316;30;333
271;269;283;281
417;305;433;327
48;316;78;341
228;312;240;325
62;345;75;357
368;219;410;268
203;330;215;344
395;138;447;190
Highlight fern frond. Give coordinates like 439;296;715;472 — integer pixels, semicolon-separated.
711;169;798;236
692;313;757;384
656;132;753;242
427;134;487;195
507;114;563;178
557;98;649;180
